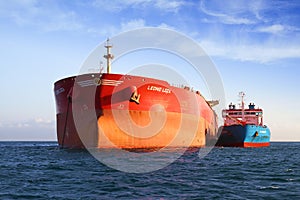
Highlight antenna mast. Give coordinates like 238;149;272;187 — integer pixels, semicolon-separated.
103;38;114;74
239;92;245;121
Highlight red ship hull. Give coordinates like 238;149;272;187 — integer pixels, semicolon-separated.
218;142;270;148
54;73;218;149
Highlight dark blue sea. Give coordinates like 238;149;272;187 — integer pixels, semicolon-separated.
0;142;299;199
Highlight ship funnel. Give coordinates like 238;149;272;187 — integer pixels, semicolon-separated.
248;103;255;109
104;38;114;74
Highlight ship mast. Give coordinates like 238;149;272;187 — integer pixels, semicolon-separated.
103;38;114;74
239;92;245;122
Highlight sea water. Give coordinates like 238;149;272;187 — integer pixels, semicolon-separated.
0;142;299;199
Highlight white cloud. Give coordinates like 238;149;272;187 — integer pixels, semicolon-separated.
0;118;55;129
91;0;185;12
87;26;119;38
256;24;300;35
200;39;300;63
17;123;30;128
157;23;176;30
86;19;147;37
199;0;256;25
41;11;83;32
154;0;185;12
0;118;56;141
35;118;52;124
248;0;266;22
84;19;177;39
91;0;148;12
121;19;146;31
223;16;254;25
257;24;284;34
0;1;83;32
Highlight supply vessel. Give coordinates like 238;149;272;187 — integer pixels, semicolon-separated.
216;92;270;147
54;40;219;149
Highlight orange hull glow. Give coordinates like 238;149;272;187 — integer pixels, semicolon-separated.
54;73;218;149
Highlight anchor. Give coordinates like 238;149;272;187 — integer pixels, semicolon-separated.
130;89;140;104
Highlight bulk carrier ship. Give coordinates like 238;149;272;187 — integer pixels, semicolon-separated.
216;92;271;147
54;40;219;149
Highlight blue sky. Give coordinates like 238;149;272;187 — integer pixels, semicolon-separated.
0;0;299;141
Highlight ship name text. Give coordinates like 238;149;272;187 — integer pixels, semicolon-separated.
147;85;171;94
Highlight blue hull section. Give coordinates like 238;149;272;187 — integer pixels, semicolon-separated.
216;125;270;147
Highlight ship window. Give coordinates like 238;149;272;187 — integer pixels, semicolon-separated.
230;112;240;115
